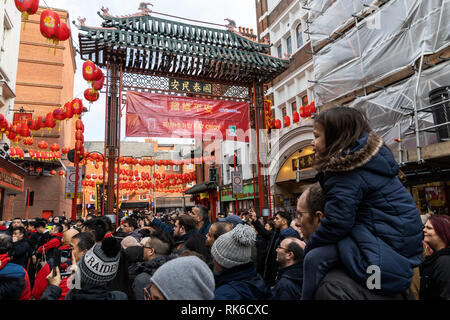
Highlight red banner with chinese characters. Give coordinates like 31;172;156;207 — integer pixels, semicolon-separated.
126;92;250;141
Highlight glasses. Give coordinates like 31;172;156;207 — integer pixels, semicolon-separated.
277;245;291;252
143;286;151;300
143;246;153;250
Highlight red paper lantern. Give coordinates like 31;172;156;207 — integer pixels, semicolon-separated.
284;115;291;127
58;170;65;177
14;0;39;21
63;101;73;119
299;105;307;118
61;147;70;155
53;107;66;121
49;170;56;176
309;101;316;114
75;119;84;132
40;9;60;41
75;140;83;154
274;119;282;129
50;143;60;152
35;167;42;174
45;113;56;129
75;130;84;142
82;60;96;82
92;72;104;91
23;137;34;146
56;21;71;42
38;140;48;150
293;111;300;123
304;104;312;118
71;98;83;116
84;88;99;103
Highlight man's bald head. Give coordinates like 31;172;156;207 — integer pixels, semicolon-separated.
63;228;79;246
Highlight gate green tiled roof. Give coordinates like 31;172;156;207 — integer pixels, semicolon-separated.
74;11;290;84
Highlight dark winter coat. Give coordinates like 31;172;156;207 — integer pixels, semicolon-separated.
419;247;450;300
41;284;128;300
132;254;179;300
306;131;423;294
272;263;303;300
252;219;300;286
11;238;32;268
198;218;211;237
214;262;274;300
315;268;407;300
27;230;41;252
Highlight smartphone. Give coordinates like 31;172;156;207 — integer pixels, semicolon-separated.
52;249;61;277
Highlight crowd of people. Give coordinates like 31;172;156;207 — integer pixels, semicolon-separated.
0;107;449;301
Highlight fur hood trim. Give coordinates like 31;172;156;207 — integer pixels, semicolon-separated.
322;131;384;172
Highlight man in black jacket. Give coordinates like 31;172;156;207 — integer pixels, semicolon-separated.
249;209;300;286
11;227;32;268
272;237;304;299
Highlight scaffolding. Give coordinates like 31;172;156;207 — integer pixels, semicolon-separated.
305;0;450;165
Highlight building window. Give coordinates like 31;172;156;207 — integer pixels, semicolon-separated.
166;165;171;170
122;194;129;201
187;182;193;187
90;194;96;202
173;165;179;171
301;95;309;106
297;24;303;48
286;36;292;55
291;101;297;114
187;163;193;170
155;164;158;170
277;44;282;58
139;194;148;200
282;107;287;118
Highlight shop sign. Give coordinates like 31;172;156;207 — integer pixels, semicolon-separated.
292;153;315;171
0;167;24;192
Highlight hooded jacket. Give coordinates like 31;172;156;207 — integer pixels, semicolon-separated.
214;262;274;300
272;263;303;300
419;247;450;300
305;131;423;294
132;254;178;300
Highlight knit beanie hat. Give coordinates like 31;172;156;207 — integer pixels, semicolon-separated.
211;223;256;269
150;256;215;300
78;237;121;288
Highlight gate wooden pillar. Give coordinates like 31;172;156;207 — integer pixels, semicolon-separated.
252;79;268;215
105;62;121;218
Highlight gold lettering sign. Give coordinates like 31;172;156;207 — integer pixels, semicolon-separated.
292;153;315;171
168;78;214;95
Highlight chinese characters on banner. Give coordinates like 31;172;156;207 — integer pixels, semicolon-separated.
126;92;250;141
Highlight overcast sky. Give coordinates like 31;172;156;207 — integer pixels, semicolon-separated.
41;0;257;144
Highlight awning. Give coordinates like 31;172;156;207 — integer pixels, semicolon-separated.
120;202;149;209
401;156;450;186
183;181;218;195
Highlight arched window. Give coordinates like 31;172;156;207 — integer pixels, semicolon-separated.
296;23;303;48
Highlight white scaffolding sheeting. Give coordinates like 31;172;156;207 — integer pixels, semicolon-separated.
308;0;372;48
308;0;450;107
348;60;450;162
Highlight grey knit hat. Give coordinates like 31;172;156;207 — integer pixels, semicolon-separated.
150;256;215;300
78;241;120;288
211;223;256;269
